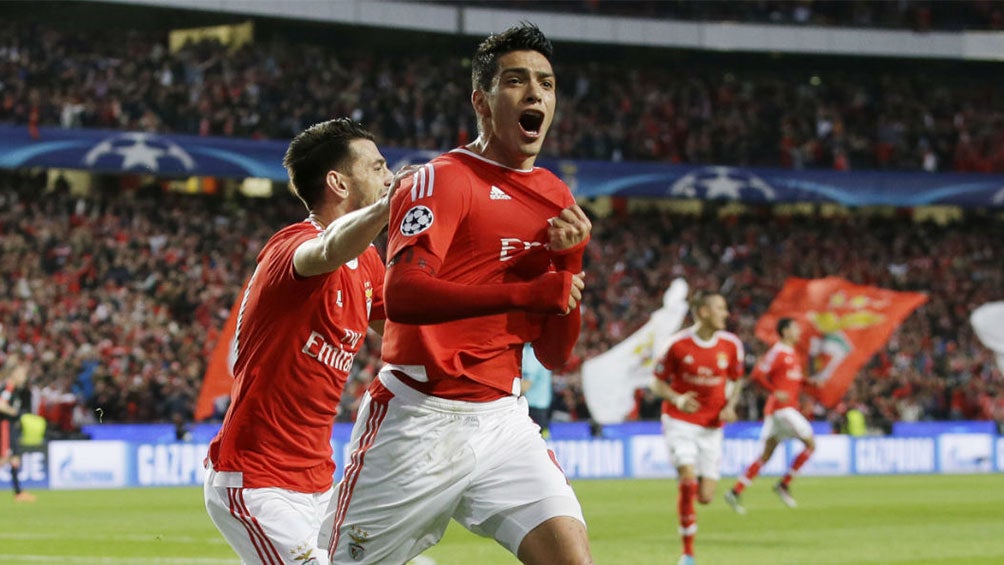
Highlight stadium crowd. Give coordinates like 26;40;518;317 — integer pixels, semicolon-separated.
464;1;1004;31
1;168;1001;436
4;17;1004;173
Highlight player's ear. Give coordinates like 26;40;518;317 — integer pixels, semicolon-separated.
325;169;350;200
472;89;491;121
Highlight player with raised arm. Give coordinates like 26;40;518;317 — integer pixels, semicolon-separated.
725;318;815;513
650;292;745;565
203;118;410;565
324;22;593;565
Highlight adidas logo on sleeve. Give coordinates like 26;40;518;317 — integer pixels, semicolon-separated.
489;185;512;200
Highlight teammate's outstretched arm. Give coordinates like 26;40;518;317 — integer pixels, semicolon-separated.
293;166;416;278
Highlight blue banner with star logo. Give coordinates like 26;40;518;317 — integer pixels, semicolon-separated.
2;124;1003;208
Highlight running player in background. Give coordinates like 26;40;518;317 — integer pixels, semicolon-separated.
203;118;410;565
325;22;593;565
725;317;815;513
1;355;35;502
650;292;745;565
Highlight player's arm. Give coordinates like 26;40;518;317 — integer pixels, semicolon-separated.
719;378;745;423
749;358;774;392
0;386;18;417
649;377;699;413
720;341;747;422
547;204;591;273
368;319;385;337
384;246;577;324
293;167;415;278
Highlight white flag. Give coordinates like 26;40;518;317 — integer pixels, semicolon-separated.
582;278;689;424
971;302;1004;374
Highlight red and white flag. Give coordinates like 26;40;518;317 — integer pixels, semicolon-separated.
756;277;927;407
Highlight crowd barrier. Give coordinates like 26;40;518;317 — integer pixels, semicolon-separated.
1;421;999;490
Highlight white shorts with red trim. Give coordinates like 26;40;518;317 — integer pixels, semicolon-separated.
760;407;814;443
203;463;332;565
321;369;585;564
661;414;724;480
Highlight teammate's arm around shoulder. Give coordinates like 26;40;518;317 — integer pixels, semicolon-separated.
293;166;416;278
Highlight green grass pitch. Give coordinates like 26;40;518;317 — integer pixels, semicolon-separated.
1;474;1002;564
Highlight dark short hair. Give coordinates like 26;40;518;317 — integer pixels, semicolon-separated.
282;118;375;210
689;290;721;316
471;22;553;92
777;317;795;337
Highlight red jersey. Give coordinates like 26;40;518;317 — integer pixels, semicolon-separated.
654;326;745;428
208;220;385;493
381;148;576;401
751;342;804;415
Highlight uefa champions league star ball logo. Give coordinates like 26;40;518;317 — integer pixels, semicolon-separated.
83;132;196;173
668;166;777;202
400;205;434;236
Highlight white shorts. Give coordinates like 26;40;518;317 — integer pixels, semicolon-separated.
204;464;332;565
760;407;814;443
321;370;585;564
661;415;724;480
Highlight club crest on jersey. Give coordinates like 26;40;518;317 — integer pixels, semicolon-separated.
717;352;729;370
400;205;433;236
683;355;694;365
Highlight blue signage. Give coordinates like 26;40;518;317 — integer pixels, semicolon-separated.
2;125;1004;208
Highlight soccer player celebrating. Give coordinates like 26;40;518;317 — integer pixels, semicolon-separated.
650;292;745;565
324;23;594;565
203;118;409;565
725;318;815;513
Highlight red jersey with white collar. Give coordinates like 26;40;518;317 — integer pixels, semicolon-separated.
208;220;385;492
751;341;804;415
381;148;576;401
654;326;745;428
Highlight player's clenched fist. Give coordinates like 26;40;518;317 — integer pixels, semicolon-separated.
547;204;592;252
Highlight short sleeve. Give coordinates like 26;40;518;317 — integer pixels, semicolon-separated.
387;160;471;263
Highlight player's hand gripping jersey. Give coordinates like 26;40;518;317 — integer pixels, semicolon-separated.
381;148;585;401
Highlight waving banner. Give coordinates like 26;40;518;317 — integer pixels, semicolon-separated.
756;277;927;407
194;285;244;421
582;278;690;424
971;302;1004;374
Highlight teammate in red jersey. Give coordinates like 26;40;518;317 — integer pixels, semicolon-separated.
725;318;816;513
203;118;410;565
324;23;593;565
651;292;745;565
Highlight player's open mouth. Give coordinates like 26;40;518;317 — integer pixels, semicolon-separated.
518;110;545;139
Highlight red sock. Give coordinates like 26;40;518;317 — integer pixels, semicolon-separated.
678;478;697;556
781;448;814;487
733;459;763;495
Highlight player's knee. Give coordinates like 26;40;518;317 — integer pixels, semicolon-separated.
697;493;714;505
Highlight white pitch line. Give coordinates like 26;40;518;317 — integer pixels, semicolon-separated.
0;532;226;544
0;556;235;564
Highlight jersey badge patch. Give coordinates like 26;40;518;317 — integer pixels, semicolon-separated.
400;205;434;236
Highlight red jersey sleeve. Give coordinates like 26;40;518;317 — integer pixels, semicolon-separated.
387;162;472;265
